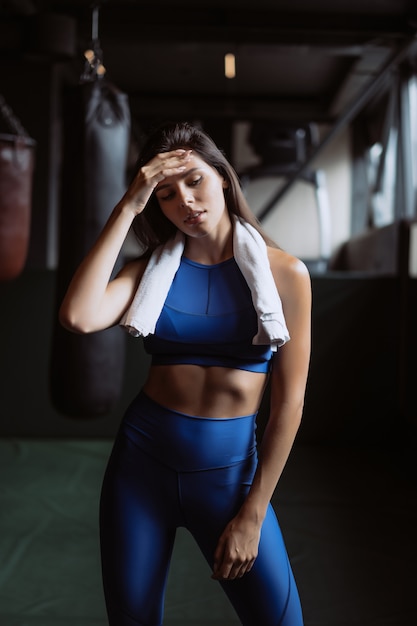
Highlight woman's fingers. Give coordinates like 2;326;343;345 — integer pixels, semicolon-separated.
144;149;192;185
212;554;256;580
122;149;192;214
212;536;258;581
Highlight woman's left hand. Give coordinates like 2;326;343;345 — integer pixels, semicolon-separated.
211;513;261;581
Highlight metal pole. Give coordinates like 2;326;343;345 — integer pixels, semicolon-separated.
399;75;415;218
257;40;415;221
92;4;100;42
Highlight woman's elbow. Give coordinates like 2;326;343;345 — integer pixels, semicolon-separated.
58;305;90;334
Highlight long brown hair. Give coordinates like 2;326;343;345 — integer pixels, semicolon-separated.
132;121;277;253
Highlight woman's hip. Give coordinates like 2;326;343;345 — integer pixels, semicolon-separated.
120;390;258;472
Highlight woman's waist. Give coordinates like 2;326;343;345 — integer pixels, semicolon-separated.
122;390;258;472
143;363;267;418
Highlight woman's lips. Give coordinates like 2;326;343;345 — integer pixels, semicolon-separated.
184;211;204;225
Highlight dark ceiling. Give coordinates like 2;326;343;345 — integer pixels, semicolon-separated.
1;0;417;123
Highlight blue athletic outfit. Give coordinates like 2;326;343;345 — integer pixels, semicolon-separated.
100;256;304;625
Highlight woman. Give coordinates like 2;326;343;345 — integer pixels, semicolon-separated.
59;121;311;626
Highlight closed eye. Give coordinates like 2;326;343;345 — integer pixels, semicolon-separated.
159;191;175;201
157;177;202;201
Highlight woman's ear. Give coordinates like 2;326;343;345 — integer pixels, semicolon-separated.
222;179;229;189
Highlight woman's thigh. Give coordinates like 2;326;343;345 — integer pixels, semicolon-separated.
221;505;304;626
181;465;304;626
100;433;179;625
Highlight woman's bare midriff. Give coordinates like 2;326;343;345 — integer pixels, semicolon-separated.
143;364;268;418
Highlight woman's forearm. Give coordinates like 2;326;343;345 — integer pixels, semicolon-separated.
211;398;304;581
59;149;194;334
239;401;303;524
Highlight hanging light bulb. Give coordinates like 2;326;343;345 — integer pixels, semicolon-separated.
224;53;236;79
84;49;95;63
80;5;106;82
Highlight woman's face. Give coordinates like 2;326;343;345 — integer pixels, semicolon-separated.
154;153;230;240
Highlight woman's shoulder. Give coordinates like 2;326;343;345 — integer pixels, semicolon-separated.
267;246;309;280
266;246;311;303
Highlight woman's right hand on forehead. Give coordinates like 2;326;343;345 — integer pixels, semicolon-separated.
121;149;192;215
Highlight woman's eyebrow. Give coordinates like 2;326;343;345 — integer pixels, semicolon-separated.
155;167;200;192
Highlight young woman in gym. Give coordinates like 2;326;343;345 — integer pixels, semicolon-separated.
59;121;311;626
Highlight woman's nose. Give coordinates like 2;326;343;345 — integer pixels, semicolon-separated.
178;187;193;208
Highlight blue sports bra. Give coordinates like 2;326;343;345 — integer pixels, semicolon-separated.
143;256;274;373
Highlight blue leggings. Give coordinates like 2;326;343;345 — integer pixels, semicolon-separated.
100;392;303;626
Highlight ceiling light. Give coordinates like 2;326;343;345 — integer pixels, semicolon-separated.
224;53;236;79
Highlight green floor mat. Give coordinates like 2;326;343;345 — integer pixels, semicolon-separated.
0;440;239;626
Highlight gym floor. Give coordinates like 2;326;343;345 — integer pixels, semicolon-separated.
0;437;416;626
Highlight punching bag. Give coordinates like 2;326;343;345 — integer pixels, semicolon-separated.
50;80;130;417
0;96;36;281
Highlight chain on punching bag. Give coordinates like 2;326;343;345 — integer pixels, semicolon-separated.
50;79;131;417
0;95;36;281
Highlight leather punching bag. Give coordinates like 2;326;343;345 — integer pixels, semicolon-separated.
0;97;36;281
50;80;130;417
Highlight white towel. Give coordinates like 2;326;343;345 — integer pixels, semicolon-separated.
120;214;290;348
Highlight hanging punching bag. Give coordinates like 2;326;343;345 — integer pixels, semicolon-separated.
50;80;130;417
0;96;36;281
